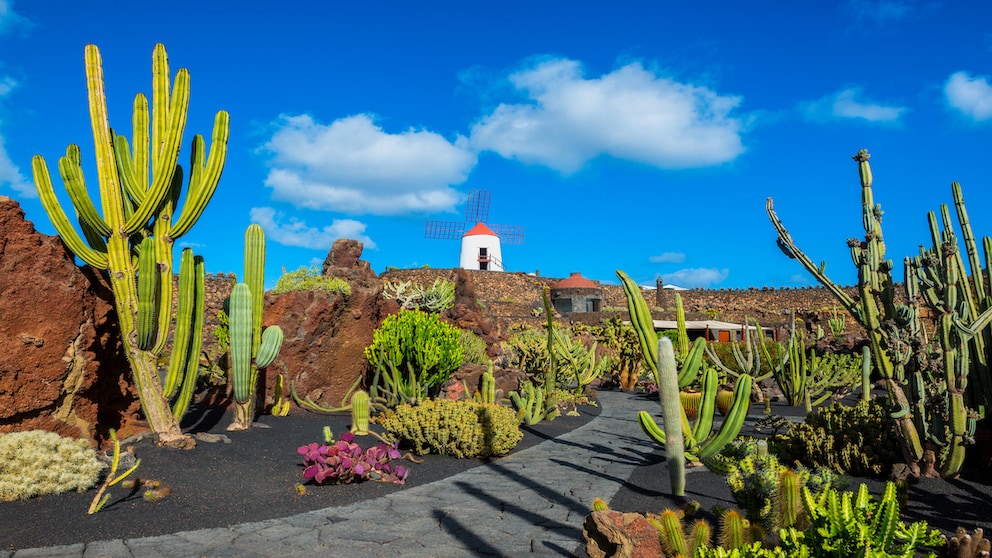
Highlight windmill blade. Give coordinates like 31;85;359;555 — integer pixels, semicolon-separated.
424;220;465;240
465;189;491;224
489;223;525;245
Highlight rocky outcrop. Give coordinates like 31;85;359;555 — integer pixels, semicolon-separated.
583;510;664;558
263;239;393;409
0;196;138;445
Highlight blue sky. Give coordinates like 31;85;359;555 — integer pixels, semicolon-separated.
2;1;992;290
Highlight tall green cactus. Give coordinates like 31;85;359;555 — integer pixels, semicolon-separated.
228;224;284;431
656;338;685;496
617;270;704;388
767;149;992;478
31;44;228;447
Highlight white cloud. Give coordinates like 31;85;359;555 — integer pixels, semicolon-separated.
662;267;729;289
259;113;476;215
0;76;33;198
469;58;745;174
649;252;686;264
250;207;377;251
944;71;992;121
800;88;907;123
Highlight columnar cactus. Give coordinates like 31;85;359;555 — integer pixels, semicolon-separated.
656;338;685;497
767;149;992;478
350;390;370;435
32;44;228;447
228;224;284;431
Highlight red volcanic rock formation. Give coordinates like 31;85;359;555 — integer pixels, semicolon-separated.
0;196;138;445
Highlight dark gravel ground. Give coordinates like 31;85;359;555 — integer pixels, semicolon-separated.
607;393;992;548
0;401;599;552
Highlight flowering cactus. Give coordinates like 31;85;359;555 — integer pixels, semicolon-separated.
297;432;409;485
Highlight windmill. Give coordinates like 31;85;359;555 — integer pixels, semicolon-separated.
424;189;524;271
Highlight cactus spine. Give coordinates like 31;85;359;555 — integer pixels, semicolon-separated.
350;390;370;435
31;44;228;447
228;225;284;431
768;149;992;478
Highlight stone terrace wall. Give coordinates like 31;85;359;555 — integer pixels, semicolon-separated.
380;268;928;337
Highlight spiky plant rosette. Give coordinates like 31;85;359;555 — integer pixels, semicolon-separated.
297;432;409;485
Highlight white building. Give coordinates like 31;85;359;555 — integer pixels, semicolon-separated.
459;222;504;271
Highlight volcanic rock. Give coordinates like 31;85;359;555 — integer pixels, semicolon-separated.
0;196;138;445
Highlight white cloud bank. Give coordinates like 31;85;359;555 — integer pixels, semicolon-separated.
799;87;907;124
944;71;992;121
662;267;729;289
260;113;476;215
469;58;746;174
250;207;376;251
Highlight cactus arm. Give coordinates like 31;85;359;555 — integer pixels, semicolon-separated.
766;198;857;314
256;326;283;368
32;155;110;268
678;337;706;388
690;367;718;442
170;253;205;419
617;270;659;381
135;237;160;350
163;248;196;397
696;373;752;459
169;112;229;239
121;46;188;235
58;146;112;237
637;411;667;446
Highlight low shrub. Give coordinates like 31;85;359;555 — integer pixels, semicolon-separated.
0;430;103;501
769;398;900;477
271;265;351;296
373;399;522;458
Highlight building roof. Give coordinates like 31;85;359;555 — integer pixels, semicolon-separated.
462;222;498;238
554;272;598;289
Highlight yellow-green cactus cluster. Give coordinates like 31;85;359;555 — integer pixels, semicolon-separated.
373;399;522;458
0;430;103;501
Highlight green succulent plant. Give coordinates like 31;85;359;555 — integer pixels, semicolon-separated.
373;399;522;458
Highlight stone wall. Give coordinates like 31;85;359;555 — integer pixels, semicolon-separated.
380;268;925;337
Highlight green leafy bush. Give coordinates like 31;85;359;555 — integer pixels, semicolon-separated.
0;430;103;501
271;265;351;296
365;309;463;399
769;398;900;477
373;399;522;458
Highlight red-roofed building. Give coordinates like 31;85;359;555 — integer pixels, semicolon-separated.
551;272;602;313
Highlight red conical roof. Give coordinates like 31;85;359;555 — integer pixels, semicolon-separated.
554;272;597;289
462;222;498;238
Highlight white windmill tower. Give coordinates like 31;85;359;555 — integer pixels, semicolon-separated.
424;190;524;271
